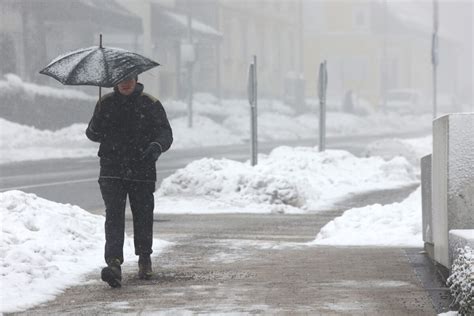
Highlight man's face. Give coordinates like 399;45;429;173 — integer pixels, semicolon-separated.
117;77;137;96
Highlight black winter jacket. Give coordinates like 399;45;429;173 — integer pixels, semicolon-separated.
86;83;173;182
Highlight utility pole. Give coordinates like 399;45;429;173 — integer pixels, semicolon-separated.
297;0;305;112
298;0;304;76
186;0;194;128
318;60;328;152
381;0;388;109
248;56;258;166
214;2;222;106
432;0;439;119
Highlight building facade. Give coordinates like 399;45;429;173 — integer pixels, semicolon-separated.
303;0;461;109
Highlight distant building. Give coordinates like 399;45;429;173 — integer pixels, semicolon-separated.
1;0;304;103
119;0;223;100
0;0;142;85
124;0;302;102
303;0;462;109
209;1;301;100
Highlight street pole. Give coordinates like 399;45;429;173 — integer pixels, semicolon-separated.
298;0;305;111
187;2;194;128
248;55;258;166
214;4;222;106
298;0;303;74
381;0;388;110
318;60;328;152
432;0;439;119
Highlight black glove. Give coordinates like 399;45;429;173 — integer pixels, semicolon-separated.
85;118;103;142
141;142;162;161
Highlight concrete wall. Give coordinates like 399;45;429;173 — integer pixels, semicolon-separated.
421;155;433;244
432;114;474;267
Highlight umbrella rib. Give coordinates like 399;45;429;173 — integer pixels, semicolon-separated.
101;48;110;86
41;48;92;70
65;49;100;85
39;49;94;84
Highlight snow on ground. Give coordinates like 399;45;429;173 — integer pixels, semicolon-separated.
362;136;432;167
169;115;243;148
155;135;431;248
310;186;423;247
155;146;418;214
0;109;431;164
306;136;433;247
0;118;98;164
0;74;96;101
0;190;171;313
0;80;433;164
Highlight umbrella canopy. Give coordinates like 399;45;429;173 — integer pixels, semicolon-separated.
39;46;159;88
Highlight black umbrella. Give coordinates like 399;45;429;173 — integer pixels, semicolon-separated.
39;45;159;88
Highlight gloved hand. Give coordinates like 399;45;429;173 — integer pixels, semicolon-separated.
86;118;103;142
141;142;162;161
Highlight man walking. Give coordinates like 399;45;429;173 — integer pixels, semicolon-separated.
86;74;173;288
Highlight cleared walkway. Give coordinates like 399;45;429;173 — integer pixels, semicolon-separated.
10;185;440;315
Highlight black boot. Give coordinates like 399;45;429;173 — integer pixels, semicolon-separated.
101;258;122;288
138;255;153;280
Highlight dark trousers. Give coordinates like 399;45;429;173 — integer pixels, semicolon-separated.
98;178;156;265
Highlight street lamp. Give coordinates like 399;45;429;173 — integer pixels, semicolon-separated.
432;0;439;119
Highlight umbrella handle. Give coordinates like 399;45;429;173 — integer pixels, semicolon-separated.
99;34;102;110
98;86;102;110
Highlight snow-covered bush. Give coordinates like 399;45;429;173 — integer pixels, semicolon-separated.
447;246;474;315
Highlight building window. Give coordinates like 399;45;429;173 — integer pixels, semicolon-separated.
353;7;370;30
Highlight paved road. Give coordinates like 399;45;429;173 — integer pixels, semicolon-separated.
0;131;429;213
9;184;443;315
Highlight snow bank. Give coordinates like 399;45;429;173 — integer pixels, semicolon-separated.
0;190;108;312
363;136;432;167
310;187;423;247
0;190;170;313
155;147;418;214
0;74;95;101
0;118;97;164
167;96;431;143
169;115;243;148
0;90;432;164
308;136;431;247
